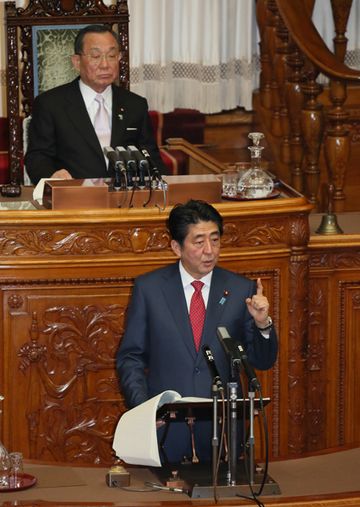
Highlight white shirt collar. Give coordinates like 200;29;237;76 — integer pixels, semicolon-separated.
178;260;213;288
79;80;112;109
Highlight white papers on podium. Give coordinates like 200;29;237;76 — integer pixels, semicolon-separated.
112;390;211;467
32;178;63;203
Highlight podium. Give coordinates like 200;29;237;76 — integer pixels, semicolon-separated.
154;398;281;499
41;174;222;210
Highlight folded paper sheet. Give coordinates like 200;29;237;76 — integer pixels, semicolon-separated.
33;178;63;202
112;390;211;467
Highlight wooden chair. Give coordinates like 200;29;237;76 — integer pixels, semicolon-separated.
5;0;130;185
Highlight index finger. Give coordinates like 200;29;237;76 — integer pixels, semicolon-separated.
256;278;263;295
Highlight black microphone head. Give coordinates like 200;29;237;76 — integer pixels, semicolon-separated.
217;327;241;360
115;146;131;163
202;344;223;391
139;148;163;184
128;146;150;171
103;146;119;165
127;145;142;159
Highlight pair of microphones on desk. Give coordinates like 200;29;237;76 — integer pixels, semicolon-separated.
103;145;163;191
203;327;261;391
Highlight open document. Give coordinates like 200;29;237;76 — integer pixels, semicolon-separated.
112;390;211;467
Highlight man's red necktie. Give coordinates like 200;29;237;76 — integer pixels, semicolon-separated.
189;280;206;352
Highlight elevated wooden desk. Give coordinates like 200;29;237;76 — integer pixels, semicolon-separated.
0;177;312;467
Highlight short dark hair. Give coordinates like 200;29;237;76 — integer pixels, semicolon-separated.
167;200;223;246
74;24;119;54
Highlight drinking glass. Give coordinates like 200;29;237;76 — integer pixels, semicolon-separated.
9;452;24;488
0;444;11;488
0;395;11;489
222;171;238;197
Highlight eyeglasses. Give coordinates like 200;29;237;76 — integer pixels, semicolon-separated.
79;51;120;65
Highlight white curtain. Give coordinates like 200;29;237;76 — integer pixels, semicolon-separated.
128;0;259;113
6;0;360;117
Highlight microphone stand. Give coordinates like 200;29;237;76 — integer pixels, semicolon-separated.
113;161;124;191
247;384;256;486
226;380;239;486
211;382;220;488
225;355;244;487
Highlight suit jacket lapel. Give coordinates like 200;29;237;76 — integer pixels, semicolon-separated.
197;267;229;362
111;85;126;147
161;263;198;361
64;79;104;157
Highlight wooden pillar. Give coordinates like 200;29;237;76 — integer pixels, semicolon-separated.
288;213;311;455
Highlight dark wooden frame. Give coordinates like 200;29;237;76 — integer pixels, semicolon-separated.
5;0;130;185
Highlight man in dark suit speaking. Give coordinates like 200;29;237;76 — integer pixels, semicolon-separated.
26;24;165;185
116;199;278;464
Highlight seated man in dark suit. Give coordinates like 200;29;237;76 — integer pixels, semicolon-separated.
116;199;278;464
26;24;166;185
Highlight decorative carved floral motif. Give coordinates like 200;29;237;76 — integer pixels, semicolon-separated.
310;250;360;269
0;227;171;256
16;0;126;17
18;304;127;464
8;294;24;309
306;279;327;449
0;220;297;256
222;222;285;247
287;256;309;454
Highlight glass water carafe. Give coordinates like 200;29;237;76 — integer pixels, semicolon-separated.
0;395;11;489
238;132;274;199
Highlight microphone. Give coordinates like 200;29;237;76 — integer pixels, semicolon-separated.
103;147;124;190
115;146;137;188
217;326;260;390
103;146;122;167
140;148;163;181
202;345;224;391
127;145;150;188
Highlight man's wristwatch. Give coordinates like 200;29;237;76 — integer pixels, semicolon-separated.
256;316;273;331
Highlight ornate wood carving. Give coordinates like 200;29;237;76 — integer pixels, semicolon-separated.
11;0;128;18
309;249;360;269
17;303;126;464
0;226;171;256
0;217;297;257
308;242;360;452
307;278;328;450
338;281;360;446
287;213;310;455
222;221;286;247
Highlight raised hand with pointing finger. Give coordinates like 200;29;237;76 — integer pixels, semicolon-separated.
246;278;272;330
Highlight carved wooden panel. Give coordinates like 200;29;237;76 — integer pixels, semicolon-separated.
307;275;330;451
340;281;360;445
308;246;360;452
3;282;132;465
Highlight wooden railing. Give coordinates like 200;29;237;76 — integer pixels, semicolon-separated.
255;0;360;212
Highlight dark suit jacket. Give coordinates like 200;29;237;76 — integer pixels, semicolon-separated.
116;262;278;462
26;78;166;184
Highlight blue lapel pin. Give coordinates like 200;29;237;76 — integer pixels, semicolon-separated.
219;290;229;305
